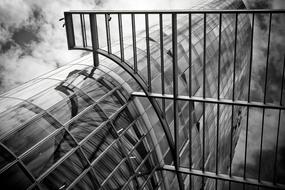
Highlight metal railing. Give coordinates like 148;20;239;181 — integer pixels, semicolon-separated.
64;9;285;190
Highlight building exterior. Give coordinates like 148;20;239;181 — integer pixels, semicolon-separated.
0;0;252;189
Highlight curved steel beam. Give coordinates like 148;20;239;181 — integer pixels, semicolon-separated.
95;48;184;190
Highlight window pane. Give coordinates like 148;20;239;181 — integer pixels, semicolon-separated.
68;105;107;142
40;149;88;190
22;129;77;178
0;102;39;138
0;145;15;170
0;163;33;190
72;171;99;190
82;123;117;162
98;90;125;117
2;114;60;156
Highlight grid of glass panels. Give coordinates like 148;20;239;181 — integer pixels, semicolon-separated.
0;56;167;190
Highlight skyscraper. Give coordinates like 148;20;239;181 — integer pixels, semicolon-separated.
0;0;274;189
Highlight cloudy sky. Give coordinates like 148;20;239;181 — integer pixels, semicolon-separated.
0;0;285;187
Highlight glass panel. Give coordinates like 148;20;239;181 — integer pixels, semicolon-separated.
46;64;90;81
2;114;60;156
0;163;33;190
68;105;107;142
40;149;88;190
0;145;15;170
72;171;99;190
98;90;125;117
9;79;59;100
0;102;39;138
81;123;117;162
93;143;124;184
0;97;23;114
22;129;77;178
112;107;133;131
80;78;110;101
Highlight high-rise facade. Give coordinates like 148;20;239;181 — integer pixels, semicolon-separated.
0;0;252;189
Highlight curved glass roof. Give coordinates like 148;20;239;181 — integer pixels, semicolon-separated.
0;56;170;189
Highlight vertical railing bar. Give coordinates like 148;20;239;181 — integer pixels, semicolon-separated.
159;13;166;114
118;13;125;62
247;13;255;102
218;13;222;100
230;13;238;180
131;14;138;73
172;13;184;190
244;14;254;185
216;13;222;190
90;13;100;67
188;13;192;190
202;13;207;189
273;55;285;184
258;12;272;182
64;12;75;49
105;13;112;53
145;13;151;92
80;14;87;47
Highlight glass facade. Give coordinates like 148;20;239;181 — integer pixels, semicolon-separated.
0;0;256;189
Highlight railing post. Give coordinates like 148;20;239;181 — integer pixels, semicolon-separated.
64;12;75;50
90;13;100;67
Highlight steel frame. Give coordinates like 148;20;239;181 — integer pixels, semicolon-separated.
64;9;285;190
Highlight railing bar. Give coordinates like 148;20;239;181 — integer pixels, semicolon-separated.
89;14;99;67
264;12;272;104
218;13;222;100
66;10;285;14
64;12;75;49
118;13;125;62
80;14;87;47
105;13;112;53
131;92;285;110
131;14;138;73
159;13;165;114
145;13;151;92
243;106;250;180
172;13;184;190
247;13;255;102
188;13;192;173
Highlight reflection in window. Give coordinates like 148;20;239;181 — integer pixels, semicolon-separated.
40;149;88;190
68;105;107;142
0;163;33;190
22;129;77;178
0;144;15;170
2;113;61;156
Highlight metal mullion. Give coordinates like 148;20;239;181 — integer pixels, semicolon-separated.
90;13;99;66
64;12;75;49
218;13;222;100
80;14;87;47
118;13;125;62
145;13;151;92
274;56;285;184
159;13;166;114
216;102;220;190
131;14;138;73
105;14;112;53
